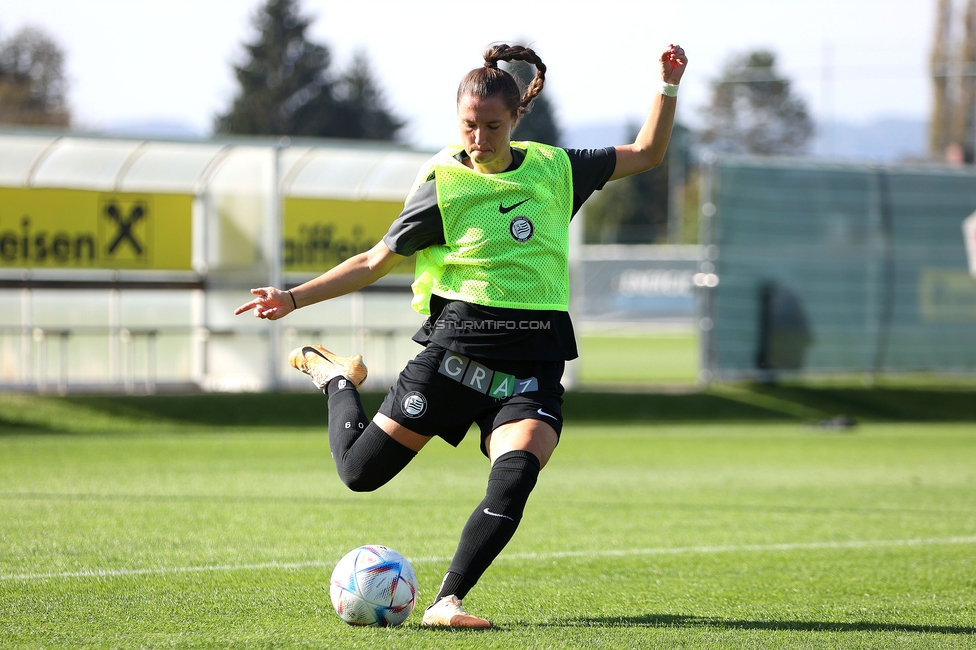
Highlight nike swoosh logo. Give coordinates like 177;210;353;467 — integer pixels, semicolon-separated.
499;198;530;214
483;508;515;521
537;408;557;419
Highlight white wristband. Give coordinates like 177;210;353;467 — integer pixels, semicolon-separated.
661;82;679;97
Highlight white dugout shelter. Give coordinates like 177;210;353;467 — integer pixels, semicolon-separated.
0;130;435;393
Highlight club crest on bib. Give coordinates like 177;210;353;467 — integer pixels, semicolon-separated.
401;391;428;418
510;216;534;242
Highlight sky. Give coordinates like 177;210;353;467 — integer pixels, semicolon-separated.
0;0;937;150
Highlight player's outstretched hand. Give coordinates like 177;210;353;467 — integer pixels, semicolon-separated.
234;287;294;320
660;44;688;85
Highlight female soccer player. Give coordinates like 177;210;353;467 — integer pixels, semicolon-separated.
235;42;687;628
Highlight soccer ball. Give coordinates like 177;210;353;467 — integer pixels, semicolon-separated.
330;545;418;626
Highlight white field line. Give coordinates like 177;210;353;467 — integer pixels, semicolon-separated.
3;535;976;583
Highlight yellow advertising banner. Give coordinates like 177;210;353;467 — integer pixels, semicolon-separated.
283;197;413;274
0;187;193;270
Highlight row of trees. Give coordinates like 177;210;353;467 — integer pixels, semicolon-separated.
1;0;815;245
215;0;402;140
1;0;809;152
588;49;812;244
216;2;566;146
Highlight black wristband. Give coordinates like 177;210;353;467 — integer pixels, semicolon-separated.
286;290;298;310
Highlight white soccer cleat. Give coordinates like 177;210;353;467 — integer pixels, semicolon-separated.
288;344;367;389
421;595;491;629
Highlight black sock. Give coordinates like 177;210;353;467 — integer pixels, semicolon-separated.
433;572;474;606
436;450;541;602
326;377;416;492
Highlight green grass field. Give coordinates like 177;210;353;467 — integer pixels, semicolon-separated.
1;392;975;648
578;331;699;386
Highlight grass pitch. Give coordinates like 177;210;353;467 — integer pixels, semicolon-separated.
578;331;699;386
1;399;975;648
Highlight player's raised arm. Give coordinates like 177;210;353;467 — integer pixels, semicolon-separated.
610;44;688;181
233;240;405;320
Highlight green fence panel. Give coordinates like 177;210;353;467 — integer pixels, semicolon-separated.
708;158;976;376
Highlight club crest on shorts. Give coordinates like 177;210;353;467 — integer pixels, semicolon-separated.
401;391;427;418
509;216;534;242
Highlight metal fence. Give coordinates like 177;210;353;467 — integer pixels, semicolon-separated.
0;284;419;394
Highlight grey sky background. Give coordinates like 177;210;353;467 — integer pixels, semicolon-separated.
0;0;935;149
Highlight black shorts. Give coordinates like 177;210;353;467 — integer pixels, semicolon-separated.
377;344;565;458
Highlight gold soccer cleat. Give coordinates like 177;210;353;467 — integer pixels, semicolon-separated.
288;344;367;389
421;595;491;629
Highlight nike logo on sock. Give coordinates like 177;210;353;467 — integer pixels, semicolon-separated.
483;508;514;521
537;408;557;419
499;198;530;214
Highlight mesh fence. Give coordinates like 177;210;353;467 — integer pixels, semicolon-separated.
704;157;976;377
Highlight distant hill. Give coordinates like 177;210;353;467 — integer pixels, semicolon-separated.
95;115;930;162
811;117;928;162
564;116;930;163
100;118;205;139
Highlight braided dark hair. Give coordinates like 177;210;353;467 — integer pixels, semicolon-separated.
456;44;547;117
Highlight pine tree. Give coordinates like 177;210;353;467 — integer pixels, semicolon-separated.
331;51;404;140
512;93;560;146
215;0;332;135
0;26;70;127
699;49;813;155
215;0;402;140
504;58;562;146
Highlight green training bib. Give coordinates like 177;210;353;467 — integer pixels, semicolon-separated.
409;141;573;315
